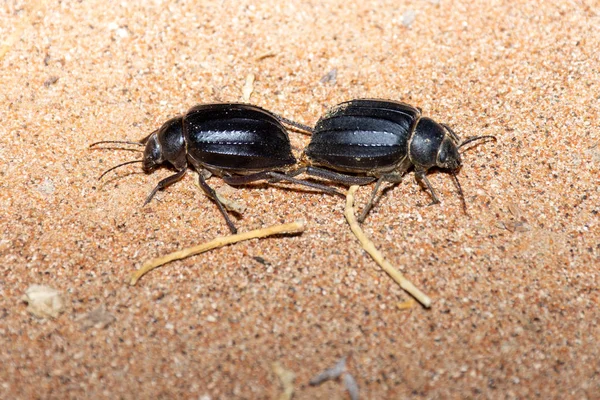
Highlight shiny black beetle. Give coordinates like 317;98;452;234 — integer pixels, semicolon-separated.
291;99;496;221
90;103;339;233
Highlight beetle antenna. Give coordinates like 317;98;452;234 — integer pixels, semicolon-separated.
459;135;497;150
89;140;145;148
451;171;468;214
98;160;143;180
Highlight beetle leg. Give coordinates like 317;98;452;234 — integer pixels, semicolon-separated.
267;172;342;196
357;176;385;223
272;114;314;134
356;174;399;223
222;172;273;185
197;173;238;234
144;168;187;205
287;167;376;186
223;172;343;196
414;168;441;205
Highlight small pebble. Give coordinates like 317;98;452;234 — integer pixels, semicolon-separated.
22;285;65;319
401;10;416;27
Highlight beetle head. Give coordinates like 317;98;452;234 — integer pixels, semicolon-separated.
438;123;498;171
142;133;162;172
143;116;186;172
436;135;462;171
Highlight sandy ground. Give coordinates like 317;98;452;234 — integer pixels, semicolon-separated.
1;0;598;398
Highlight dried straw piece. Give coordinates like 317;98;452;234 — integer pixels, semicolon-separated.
396;299;416;310
242;73;255;102
130;220;305;285
344;186;432;308
272;361;296;400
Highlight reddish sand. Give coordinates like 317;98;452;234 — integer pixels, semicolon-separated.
1;1;598;398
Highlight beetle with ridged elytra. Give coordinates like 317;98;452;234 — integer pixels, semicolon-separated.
90;103;342;234
283;99;496;222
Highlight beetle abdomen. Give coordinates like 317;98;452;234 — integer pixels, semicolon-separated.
306;99;420;171
184;104;296;171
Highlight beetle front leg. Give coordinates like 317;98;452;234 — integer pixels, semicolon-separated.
414;168;441;206
144;168;187;205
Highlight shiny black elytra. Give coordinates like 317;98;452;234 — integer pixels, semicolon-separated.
90;103;339;233
292;99;496;221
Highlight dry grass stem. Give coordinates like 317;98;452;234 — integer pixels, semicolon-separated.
344;186;432;308
242;73;255;102
130;220;305;285
272;361;295;400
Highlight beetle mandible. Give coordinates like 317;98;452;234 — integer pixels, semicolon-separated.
286;99;496;221
90;103;341;233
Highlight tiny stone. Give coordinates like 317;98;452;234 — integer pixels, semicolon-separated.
116;27;129;38
401;10;416;27
77;305;116;330
43;76;59;87
320;68;338;85
37;178;55;195
22;285;65;319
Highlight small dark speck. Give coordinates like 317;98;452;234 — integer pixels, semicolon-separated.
44;76;59;87
253;256;270;265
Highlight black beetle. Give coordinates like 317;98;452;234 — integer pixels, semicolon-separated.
288;99;496;221
90;103;340;233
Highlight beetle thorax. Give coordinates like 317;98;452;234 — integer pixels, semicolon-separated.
409;117;462;171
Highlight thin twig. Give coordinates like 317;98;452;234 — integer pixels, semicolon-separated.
130;220;305;285
344;186;432;308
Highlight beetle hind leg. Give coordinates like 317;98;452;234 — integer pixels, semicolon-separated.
287;167;376;186
223;171;343;196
